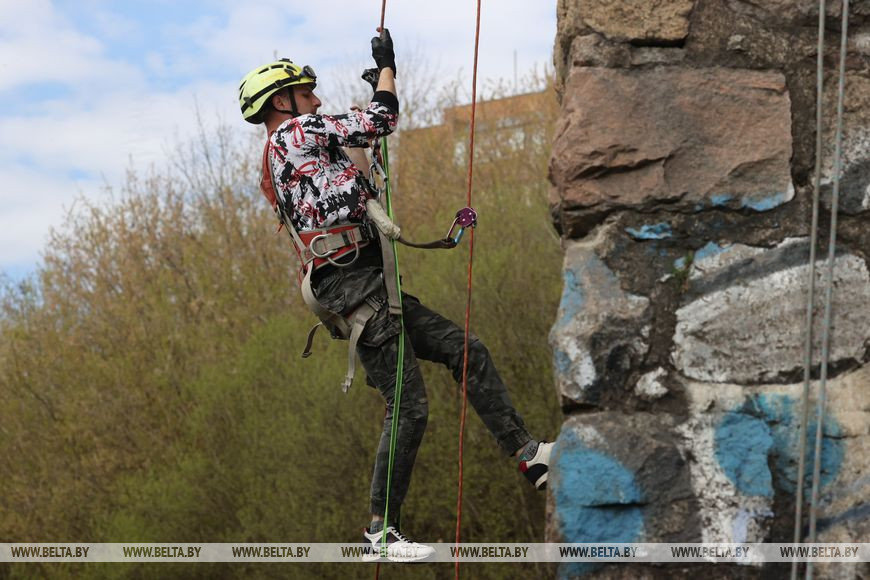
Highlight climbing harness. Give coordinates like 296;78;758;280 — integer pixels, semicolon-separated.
792;1;850;579
259;138;380;392
258;130;475;394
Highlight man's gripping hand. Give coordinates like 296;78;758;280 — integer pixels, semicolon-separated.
371;28;396;76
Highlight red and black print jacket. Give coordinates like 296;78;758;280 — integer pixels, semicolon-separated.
268;91;399;232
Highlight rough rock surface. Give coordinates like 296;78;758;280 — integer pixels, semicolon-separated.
672;239;870;384
572;0;694;44
548;412;696;545
820;72;870;214
551;67;794;238
635;368;669;400
550;227;650;407
549;0;870;575
554;0;695;91
676;367;870;546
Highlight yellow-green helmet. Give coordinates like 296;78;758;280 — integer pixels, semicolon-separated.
238;59;317;124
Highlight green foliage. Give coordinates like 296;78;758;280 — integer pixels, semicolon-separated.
672;250;695;292
0;78;562;579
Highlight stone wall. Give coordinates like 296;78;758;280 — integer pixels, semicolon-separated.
547;1;870;577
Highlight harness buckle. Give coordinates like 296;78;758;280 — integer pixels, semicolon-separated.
327;241;360;267
309;233;338;259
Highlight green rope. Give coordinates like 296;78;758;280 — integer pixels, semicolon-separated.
379;138;405;552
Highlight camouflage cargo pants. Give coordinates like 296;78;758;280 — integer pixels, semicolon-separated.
313;253;531;523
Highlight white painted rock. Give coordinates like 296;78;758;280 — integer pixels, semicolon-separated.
672;238;870;384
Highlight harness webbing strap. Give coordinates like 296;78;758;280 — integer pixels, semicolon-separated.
298;257;380;392
300;225;369;265
343;300;378;393
299;266;347;335
261;135;379;392
302;322;322;358
261;138;309;256
378;229;403;316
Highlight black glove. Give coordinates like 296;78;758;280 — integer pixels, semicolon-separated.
361;68;380;92
371;28;396;76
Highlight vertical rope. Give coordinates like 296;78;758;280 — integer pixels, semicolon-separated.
379;139;405;551
806;5;849;579
455;2;482;579
791;2;826;579
374;5;399;578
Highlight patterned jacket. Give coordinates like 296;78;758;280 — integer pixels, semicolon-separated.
268;91;399;232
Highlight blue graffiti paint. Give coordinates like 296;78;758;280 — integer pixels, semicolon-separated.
557;269;585;328
554;430;644;578
672;242;725;275
693;241;725;263
749;394;844;496
554;348;572;376
714;394;844;499
625;222;672;240
711;194;734;207
741;192;787;211
699;193;790;212
715;412;774;497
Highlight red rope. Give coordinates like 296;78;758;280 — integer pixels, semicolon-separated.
455;1;482;579
378;0;387;31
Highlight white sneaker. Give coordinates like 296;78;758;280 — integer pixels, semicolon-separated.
519;441;554;490
362;526;435;563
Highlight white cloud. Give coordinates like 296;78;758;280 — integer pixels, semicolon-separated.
0;0;138;93
0;163;95;265
0;79;239;273
0;80;235;172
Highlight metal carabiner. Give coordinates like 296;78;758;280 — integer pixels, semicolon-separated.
446;207;478;245
366;140;387;197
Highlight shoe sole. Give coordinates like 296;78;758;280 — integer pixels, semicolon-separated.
362;550;434;563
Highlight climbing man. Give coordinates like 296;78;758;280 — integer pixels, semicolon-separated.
238;29;552;561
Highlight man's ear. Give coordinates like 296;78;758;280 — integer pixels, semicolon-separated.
271;91;285;110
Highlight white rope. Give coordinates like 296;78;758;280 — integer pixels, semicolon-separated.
801;2;850;579
791;1;827;577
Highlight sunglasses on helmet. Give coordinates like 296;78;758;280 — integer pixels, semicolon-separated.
285;64;316;82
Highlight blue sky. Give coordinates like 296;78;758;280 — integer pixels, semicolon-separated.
0;0;556;281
